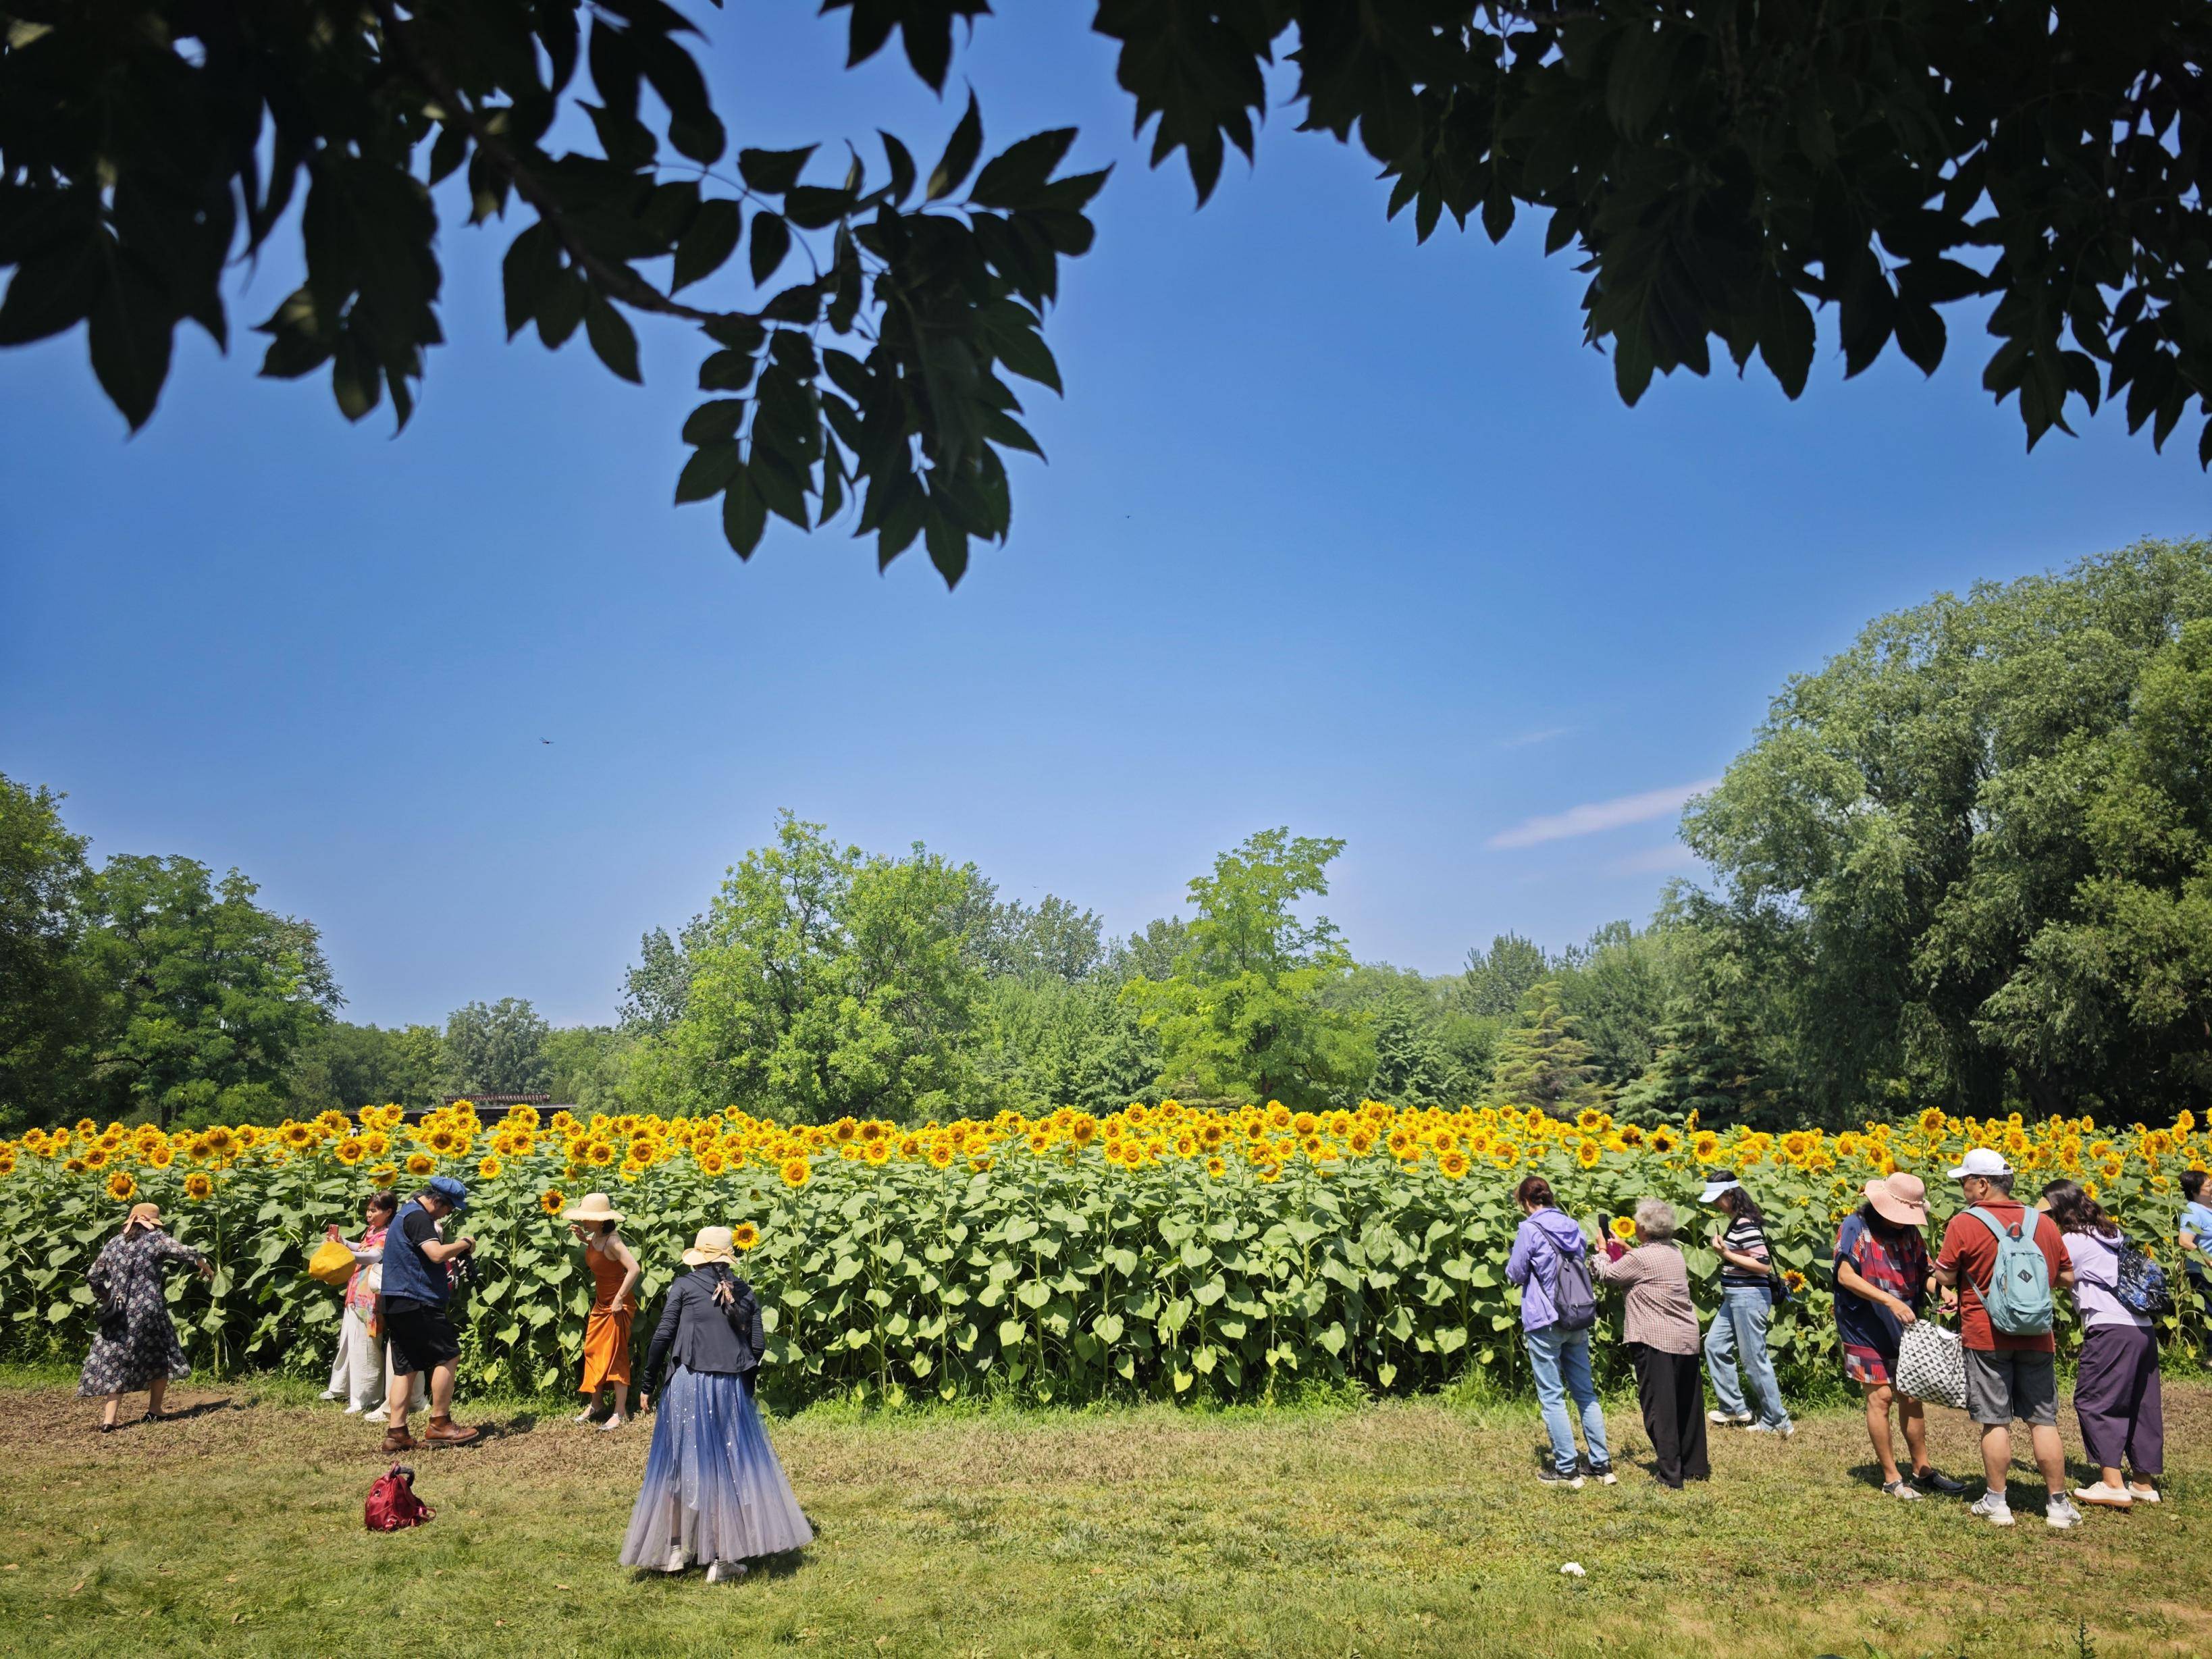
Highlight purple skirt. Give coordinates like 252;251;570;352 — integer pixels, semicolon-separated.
620;1367;813;1569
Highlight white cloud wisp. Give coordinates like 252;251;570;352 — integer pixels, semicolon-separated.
1487;779;1720;850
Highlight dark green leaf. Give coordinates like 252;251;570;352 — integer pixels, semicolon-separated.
673;199;741;292
722;470;768;557
681;399;745;444
0;238;101;344
537;270;587;348
739;147;816;194
881;132;917;204
699;348;757;391
972;129;1077;209
928;93;984;202
924;509;970;587
675;440;741;503
502;223;561;338
583;291;641;382
87;245;172;430
750;213;791;286
783;186;853;231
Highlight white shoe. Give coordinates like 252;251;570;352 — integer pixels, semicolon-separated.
662;1546;689;1574
1708;1410;1752;1426
1746;1421;1795;1439
342;1403;365;1416
706;1561;747;1583
363;1407;389;1424
1968;1492;2014;1527
575;1408;600;1425
1536;1470;1585;1490
600;1415;629;1433
2073;1484;2132;1508
2126;1483;2161;1504
2045;1496;2084;1530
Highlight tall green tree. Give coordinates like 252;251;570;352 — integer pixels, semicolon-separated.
1552;919;1683;1089
287;1021;448;1114
0;776;99;1129
78;856;340;1126
1685;537;2212;1119
1123;830;1374;1107
646;814;989;1123
1483;981;1607;1117
1460;932;1551;1020
444;997;552;1097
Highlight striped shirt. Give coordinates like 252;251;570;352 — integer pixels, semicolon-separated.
1719;1215;1771;1286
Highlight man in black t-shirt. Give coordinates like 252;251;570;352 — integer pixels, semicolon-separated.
379;1174;479;1452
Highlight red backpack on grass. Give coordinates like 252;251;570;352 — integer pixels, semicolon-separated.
365;1464;433;1532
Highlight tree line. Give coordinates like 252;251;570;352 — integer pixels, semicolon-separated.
5;538;2207;1132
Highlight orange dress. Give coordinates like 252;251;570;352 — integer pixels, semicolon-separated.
580;1242;635;1393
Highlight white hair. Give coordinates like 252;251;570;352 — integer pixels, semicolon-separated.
1634;1197;1679;1241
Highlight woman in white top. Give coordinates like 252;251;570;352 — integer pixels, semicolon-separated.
2040;1180;2161;1507
323;1192;398;1413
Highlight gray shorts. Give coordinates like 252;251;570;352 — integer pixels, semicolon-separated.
1963;1348;2058;1427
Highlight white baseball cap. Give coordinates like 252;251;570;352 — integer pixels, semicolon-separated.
1947;1147;2011;1180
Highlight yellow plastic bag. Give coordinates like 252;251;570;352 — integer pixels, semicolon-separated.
307;1239;357;1288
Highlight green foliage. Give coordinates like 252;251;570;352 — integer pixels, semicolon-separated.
646;814;991;1123
9;3;2203;593
285;1022;448;1117
77;857;340;1128
1483;982;1606;1117
1460;932;1549;1020
0;777;97;1131
443;997;552;1097
540;1025;637;1114
1684;537;2212;1120
1122;831;1375;1108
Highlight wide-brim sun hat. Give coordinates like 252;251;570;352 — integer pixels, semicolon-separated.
1864;1171;1928;1227
125;1202;163;1230
1947;1147;2011;1180
561;1191;625;1226
682;1226;736;1267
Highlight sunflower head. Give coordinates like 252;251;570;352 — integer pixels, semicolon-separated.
781;1157;812;1190
107;1170;137;1202
540;1188;565;1215
334;1138;366;1166
405;1152;434;1176
731;1221;760;1250
1610;1215;1638;1241
184;1171;214;1201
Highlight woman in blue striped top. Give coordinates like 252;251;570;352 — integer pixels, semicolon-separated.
1700;1174;1795;1437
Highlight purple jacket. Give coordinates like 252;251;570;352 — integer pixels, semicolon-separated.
1506;1208;1591;1333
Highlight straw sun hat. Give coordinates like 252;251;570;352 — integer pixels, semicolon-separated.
683;1226;737;1267
561;1192;625;1226
1862;1171;1928;1228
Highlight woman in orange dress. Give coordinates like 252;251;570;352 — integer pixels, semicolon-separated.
563;1192;641;1430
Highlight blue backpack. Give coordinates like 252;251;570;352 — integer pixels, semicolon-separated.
1968;1207;2055;1337
1544;1228;1599;1334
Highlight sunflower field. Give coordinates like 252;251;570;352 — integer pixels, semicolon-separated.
0;1099;2203;1406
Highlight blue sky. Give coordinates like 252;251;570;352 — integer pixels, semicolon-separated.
3;7;2205;1028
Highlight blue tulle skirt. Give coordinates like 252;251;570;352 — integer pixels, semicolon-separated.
620;1367;814;1569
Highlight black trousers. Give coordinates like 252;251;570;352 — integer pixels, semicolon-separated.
1629;1342;1710;1487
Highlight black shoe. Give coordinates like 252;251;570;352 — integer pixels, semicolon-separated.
1911;1467;1967;1496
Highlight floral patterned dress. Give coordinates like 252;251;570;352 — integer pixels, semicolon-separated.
78;1228;207;1397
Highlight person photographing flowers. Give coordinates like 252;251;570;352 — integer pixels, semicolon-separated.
379;1174;480;1452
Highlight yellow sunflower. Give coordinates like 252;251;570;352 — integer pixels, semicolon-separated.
184;1170;214;1201
478;1156;502;1180
334;1137;366;1167
1610;1215;1637;1242
781;1157;812;1189
107;1170;137;1202
540;1188;565;1214
731;1221;760;1250
405;1151;434;1176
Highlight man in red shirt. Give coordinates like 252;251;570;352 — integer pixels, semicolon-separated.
1931;1147;2078;1529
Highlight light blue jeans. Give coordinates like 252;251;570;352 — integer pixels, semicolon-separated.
1525;1323;1610;1477
1704;1283;1792;1429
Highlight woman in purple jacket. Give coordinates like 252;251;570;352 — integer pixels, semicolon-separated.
1506;1176;1614;1487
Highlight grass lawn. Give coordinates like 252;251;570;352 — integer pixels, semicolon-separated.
0;1367;2205;1658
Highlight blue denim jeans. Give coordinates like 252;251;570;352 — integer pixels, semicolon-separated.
1704;1283;1792;1429
1525;1323;1610;1476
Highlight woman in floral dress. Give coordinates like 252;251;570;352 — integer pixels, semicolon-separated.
80;1203;213;1430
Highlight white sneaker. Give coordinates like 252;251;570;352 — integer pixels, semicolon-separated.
1747;1421;1795;1439
363;1407;389;1424
1536;1470;1585;1490
2045;1496;2084;1531
342;1403;365;1416
1708;1410;1752;1426
1968;1492;2014;1527
705;1560;748;1583
2126;1483;2161;1504
661;1546;689;1574
2073;1484;2132;1509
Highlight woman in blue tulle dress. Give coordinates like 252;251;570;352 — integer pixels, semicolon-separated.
622;1226;812;1581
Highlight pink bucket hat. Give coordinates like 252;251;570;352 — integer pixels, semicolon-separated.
1863;1171;1928;1228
